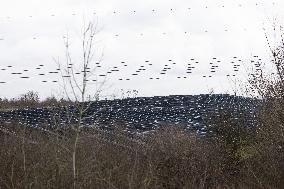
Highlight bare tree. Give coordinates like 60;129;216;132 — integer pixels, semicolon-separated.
243;22;284;185
54;19;106;189
247;23;284;99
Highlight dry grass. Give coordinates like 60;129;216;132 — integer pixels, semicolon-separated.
0;120;283;189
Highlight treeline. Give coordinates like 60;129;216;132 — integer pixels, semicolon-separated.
0;91;72;110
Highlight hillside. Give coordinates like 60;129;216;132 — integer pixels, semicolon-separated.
0;94;260;135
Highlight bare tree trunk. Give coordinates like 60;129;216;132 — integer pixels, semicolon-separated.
55;19;105;189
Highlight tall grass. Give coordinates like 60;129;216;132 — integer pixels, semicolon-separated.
0;119;283;189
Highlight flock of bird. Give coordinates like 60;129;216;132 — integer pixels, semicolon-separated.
0;55;266;85
0;0;277;92
0;1;276;17
0;0;278;40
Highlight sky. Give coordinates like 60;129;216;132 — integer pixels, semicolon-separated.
0;0;283;99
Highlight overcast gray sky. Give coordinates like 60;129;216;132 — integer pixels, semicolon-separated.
0;0;283;99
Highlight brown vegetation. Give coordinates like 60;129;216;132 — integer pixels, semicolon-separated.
0;116;283;189
0;91;72;110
